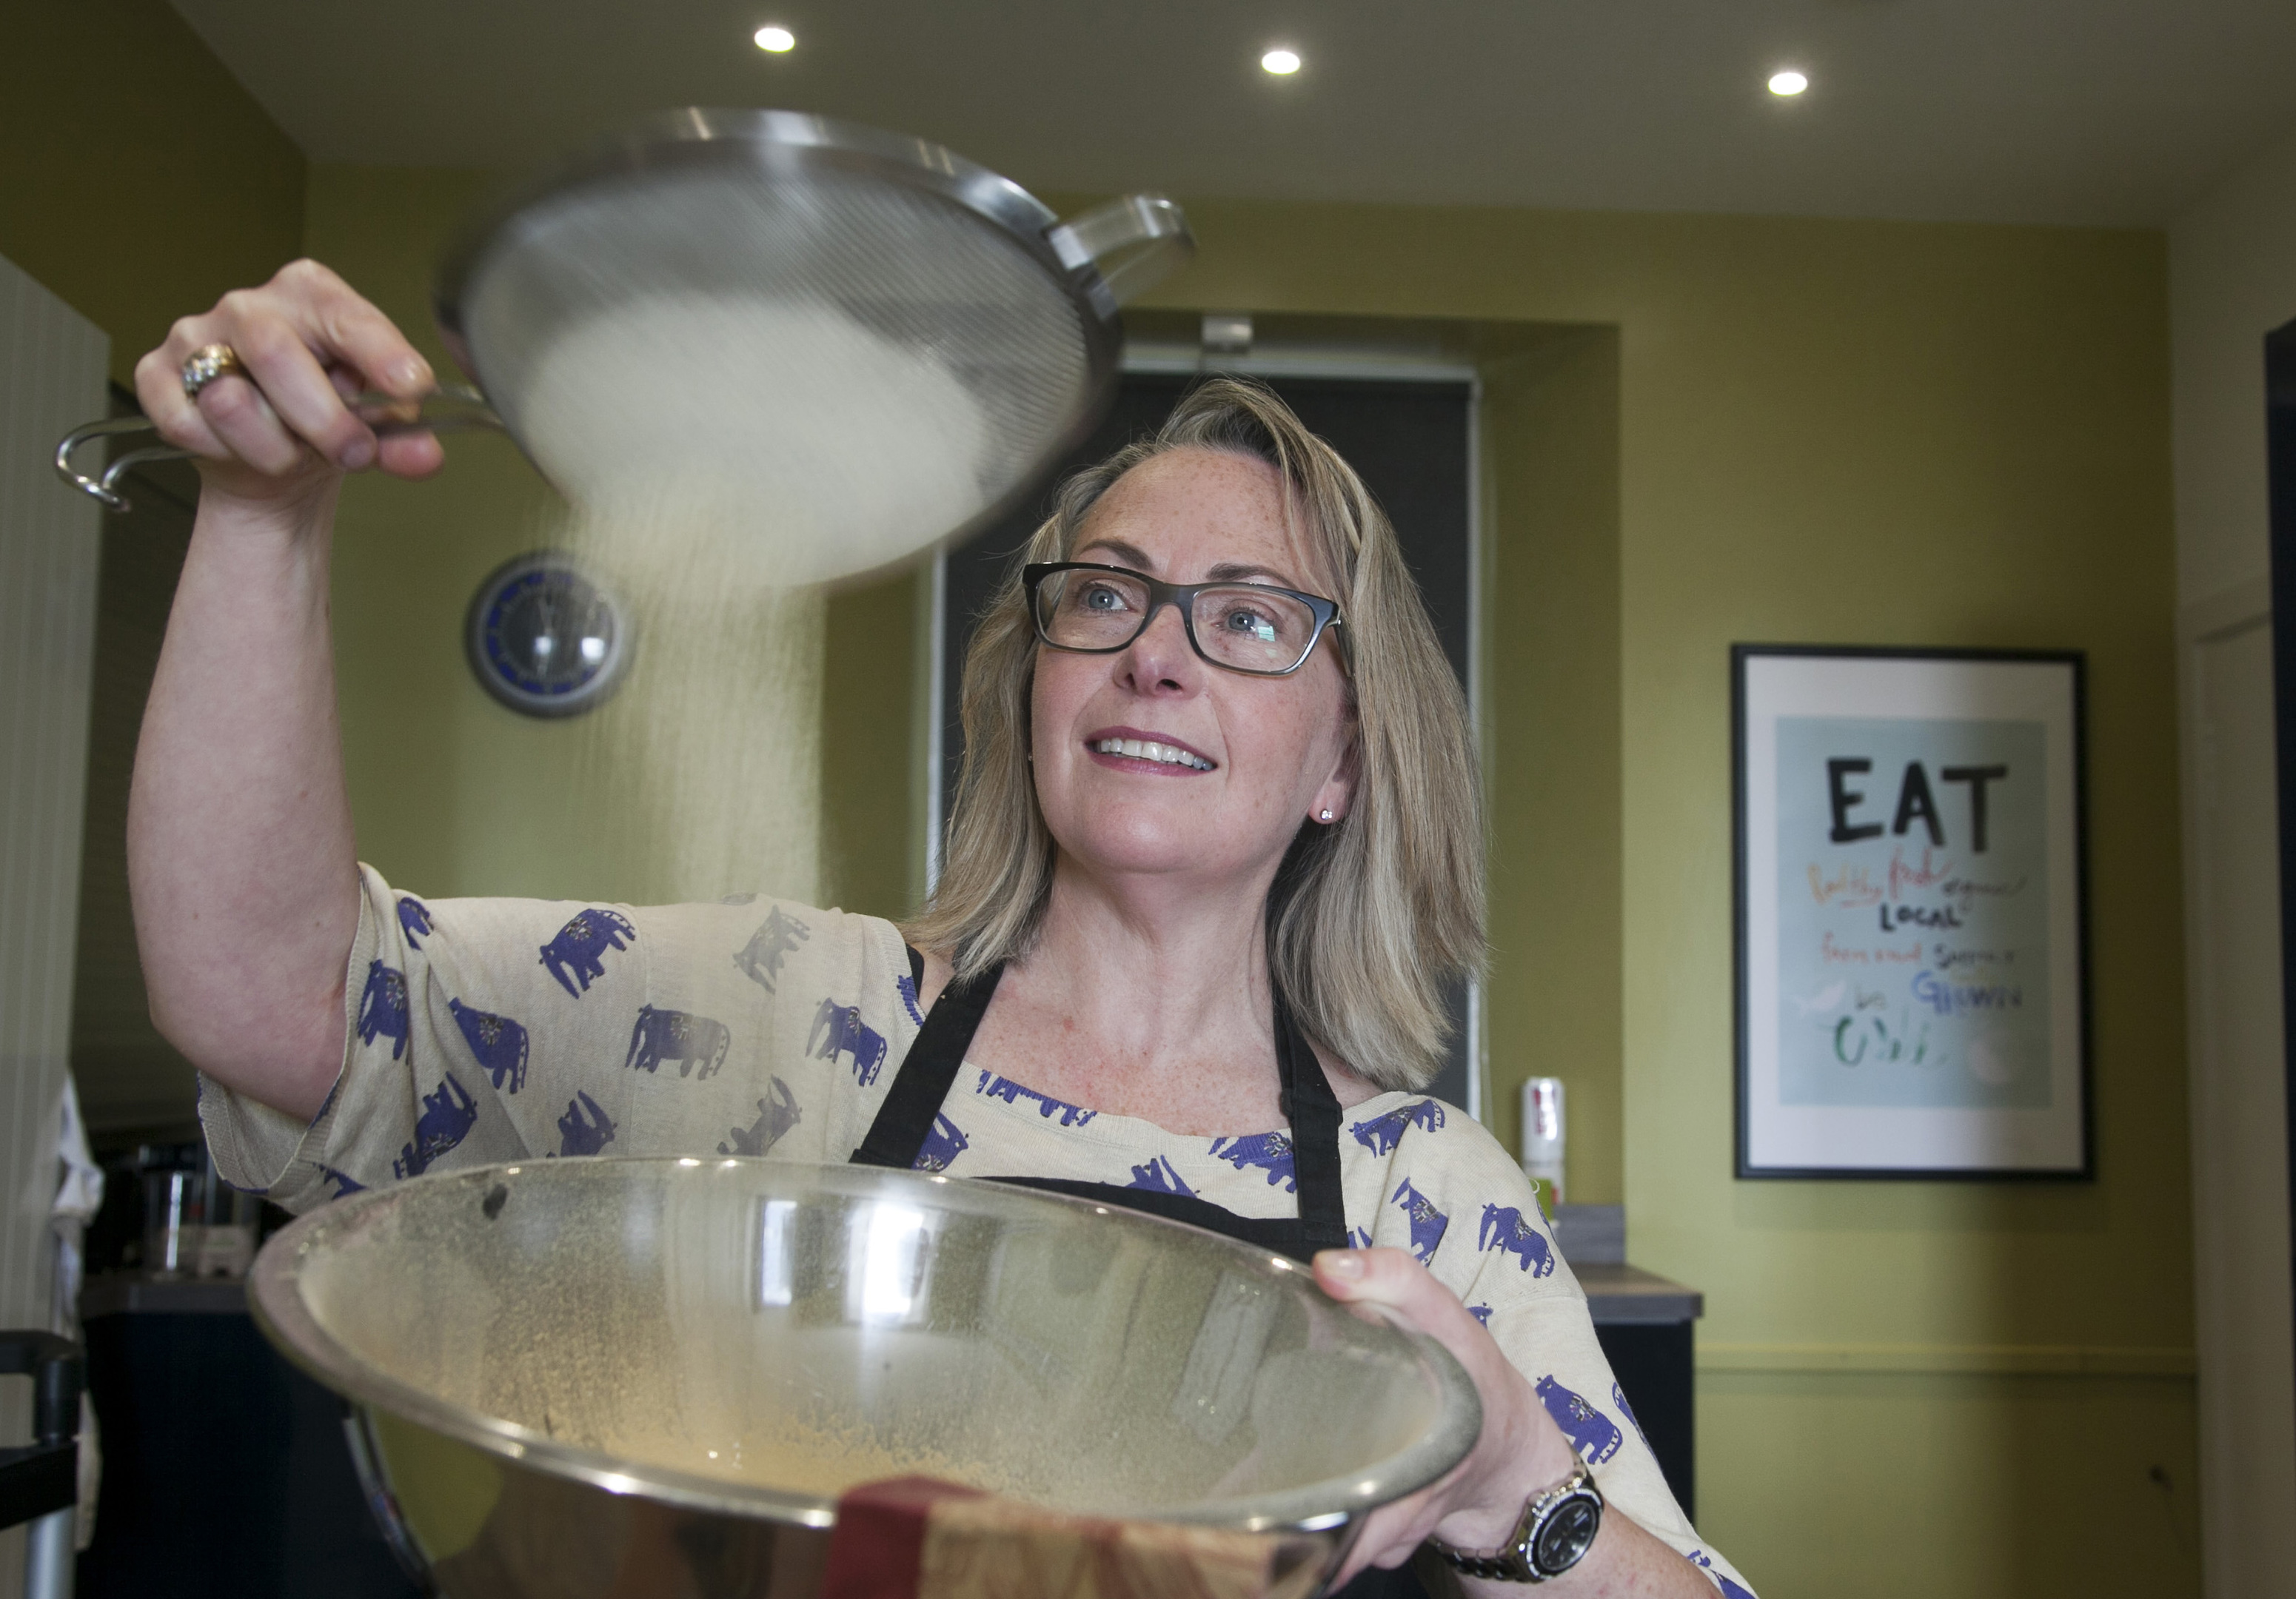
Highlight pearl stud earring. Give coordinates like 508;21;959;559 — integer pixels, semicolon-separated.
1319;809;1335;822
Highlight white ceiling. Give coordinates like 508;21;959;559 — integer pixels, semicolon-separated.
173;0;2296;228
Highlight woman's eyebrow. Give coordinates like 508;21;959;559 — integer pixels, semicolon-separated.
1074;540;1300;589
1077;537;1155;570
1204;560;1299;586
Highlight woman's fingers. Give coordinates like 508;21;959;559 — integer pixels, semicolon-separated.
289;259;433;399
230;301;378;470
133;260;441;489
195;374;306;477
1313;1247;1488;1347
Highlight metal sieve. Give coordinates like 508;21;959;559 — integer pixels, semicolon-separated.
55;110;1191;585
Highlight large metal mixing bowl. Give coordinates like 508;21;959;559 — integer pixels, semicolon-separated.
250;1159;1481;1599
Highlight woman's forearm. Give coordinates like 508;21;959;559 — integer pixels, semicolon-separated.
130;483;360;1122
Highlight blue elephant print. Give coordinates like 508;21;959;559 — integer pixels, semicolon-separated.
1478;1203;1557;1278
392;1074;478;1179
1535;1375;1622;1464
1389;1177;1450;1263
719;1077;801;1156
1688;1552;1756;1599
356;961;410;1059
318;1165;365;1199
896;971;925;1025
1208;1131;1296;1191
539;908;637;997
624;1005;732;1079
1348;1225;1374;1249
1467;1304;1494;1327
557;1090;617;1156
1350;1099;1445;1155
396;896;433;948
809;998;888;1087
1126;1156;1195;1196
974;1071;1096;1127
734;906;809;993
449;998;529;1093
913;1113;969;1173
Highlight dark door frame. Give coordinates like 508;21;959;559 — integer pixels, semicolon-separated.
2262;315;2296;1367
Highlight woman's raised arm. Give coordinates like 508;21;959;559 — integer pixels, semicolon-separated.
127;261;445;1122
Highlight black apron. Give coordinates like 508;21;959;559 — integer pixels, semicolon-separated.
849;952;1425;1599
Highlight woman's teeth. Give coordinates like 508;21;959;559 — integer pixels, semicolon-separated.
1093;737;1213;770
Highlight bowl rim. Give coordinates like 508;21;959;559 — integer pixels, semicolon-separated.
248;1156;1482;1534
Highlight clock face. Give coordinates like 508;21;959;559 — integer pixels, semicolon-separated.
464;552;632;717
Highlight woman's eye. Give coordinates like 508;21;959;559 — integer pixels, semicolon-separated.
1078;584;1131;612
1221;607;1278;641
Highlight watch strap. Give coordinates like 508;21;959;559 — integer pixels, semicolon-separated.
1428;1461;1604;1583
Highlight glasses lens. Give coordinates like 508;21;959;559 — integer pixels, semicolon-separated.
1037;569;1153;650
1191;586;1319;672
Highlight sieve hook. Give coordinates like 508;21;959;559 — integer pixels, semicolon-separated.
54;385;505;514
1047;195;1195;317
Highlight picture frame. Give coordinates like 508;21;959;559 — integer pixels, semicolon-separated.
1733;646;2091;1179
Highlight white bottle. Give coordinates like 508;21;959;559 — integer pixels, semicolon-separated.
1521;1077;1566;1215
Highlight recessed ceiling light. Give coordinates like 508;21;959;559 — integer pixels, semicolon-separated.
754;24;795;52
1768;70;1808;96
1262;48;1301;76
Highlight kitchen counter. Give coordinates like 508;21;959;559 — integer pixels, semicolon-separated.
1552;1207;1703;1519
1576;1261;1704;1324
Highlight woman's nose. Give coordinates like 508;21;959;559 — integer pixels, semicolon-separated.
1117;602;1198;694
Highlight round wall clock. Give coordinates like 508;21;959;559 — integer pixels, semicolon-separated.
464;552;632;717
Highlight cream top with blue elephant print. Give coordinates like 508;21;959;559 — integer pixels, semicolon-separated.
198;863;1756;1599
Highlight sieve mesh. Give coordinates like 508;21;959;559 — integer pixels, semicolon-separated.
461;165;1091;587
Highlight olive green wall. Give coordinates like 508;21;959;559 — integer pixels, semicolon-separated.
301;172;2193;1596
0;0;304;386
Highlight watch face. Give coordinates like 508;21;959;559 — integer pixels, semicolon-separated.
465;552;632;718
1533;1492;1602;1575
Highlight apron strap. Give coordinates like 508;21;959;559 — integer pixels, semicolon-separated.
1274;990;1351;1257
853;954;1349;1260
849;956;1005;1169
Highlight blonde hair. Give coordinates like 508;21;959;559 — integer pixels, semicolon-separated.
905;377;1484;1090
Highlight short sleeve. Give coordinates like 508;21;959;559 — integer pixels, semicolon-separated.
198;862;917;1213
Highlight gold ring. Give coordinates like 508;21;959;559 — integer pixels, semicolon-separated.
181;343;246;399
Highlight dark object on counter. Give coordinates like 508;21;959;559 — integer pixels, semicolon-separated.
1557;1205;1702;1522
75;1277;418;1599
0;1330;82;1599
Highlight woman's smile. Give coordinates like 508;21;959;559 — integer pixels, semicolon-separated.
1084;725;1219;773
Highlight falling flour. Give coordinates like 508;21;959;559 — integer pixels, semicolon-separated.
518;292;991;589
560;489;827;909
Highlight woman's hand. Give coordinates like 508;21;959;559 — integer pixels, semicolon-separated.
1312;1249;1716;1597
1313;1247;1578;1583
132;258;445;526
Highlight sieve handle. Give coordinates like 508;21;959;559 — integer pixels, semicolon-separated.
1047;195;1196;312
53;385;503;514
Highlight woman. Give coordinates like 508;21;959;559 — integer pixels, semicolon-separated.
130;261;1752;1597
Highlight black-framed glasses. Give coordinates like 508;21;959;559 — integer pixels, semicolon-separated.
1023;563;1346;677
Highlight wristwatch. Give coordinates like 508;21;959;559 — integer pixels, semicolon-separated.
1429;1461;1604;1583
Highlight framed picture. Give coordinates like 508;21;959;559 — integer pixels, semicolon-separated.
1733;646;2091;1179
